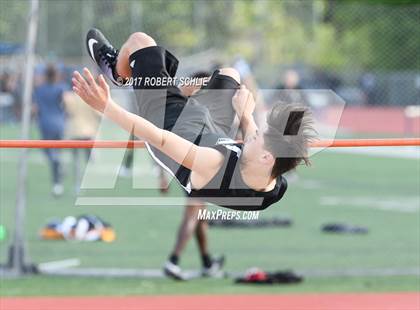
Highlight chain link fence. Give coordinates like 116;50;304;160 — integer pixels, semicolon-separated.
1;0;419;106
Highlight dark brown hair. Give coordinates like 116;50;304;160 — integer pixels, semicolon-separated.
263;102;316;178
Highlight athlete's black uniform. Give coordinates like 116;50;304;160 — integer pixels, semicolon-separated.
129;46;287;210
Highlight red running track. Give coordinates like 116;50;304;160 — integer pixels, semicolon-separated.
1;293;419;310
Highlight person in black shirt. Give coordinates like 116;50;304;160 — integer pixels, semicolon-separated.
73;29;315;211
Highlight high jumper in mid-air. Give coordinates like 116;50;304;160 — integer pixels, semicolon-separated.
72;28;315;211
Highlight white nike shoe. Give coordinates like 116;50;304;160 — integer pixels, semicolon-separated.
86;28;122;86
163;261;185;281
52;183;64;197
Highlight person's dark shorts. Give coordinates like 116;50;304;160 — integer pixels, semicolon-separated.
129;46;240;190
129;46;240;139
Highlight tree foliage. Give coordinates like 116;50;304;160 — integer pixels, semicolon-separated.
0;0;418;71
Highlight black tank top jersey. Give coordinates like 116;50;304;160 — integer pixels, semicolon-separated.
188;135;288;211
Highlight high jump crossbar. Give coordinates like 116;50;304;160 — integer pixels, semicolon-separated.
0;138;419;149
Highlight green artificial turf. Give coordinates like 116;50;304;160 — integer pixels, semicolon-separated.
1;124;419;295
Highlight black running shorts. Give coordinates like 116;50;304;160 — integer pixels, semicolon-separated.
128;46;240;189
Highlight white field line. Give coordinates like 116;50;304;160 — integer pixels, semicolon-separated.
75;196;264;207
38;258;81;272
75;197;187;207
38;267;420;279
320;196;420;213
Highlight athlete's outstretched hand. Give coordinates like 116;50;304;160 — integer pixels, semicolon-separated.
72;67;111;113
232;85;255;119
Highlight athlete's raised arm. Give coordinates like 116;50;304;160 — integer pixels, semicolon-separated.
232;85;259;142
72;68;223;179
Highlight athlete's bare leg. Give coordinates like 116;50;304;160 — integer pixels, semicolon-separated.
171;199;206;257
116;32;157;79
195;216;209;256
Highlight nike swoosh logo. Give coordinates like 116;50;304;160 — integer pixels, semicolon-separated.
88;38;98;60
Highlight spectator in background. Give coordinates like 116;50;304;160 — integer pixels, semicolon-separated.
33;64;67;196
63;91;100;193
282;69;301;89
359;72;377;105
164;71;224;280
0;71;22;122
269;69;305;106
0;72;13;93
0;72;15;122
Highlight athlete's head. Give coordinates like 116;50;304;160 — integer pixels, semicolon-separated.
243;103;315;179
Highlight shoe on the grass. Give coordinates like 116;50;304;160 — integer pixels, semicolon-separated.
202;255;225;277
86;28;122;86
163;260;185;281
52;183;64;197
118;166;131;178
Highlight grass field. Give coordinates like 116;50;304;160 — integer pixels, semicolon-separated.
0;124;419;296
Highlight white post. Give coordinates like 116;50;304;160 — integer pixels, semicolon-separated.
10;0;39;274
